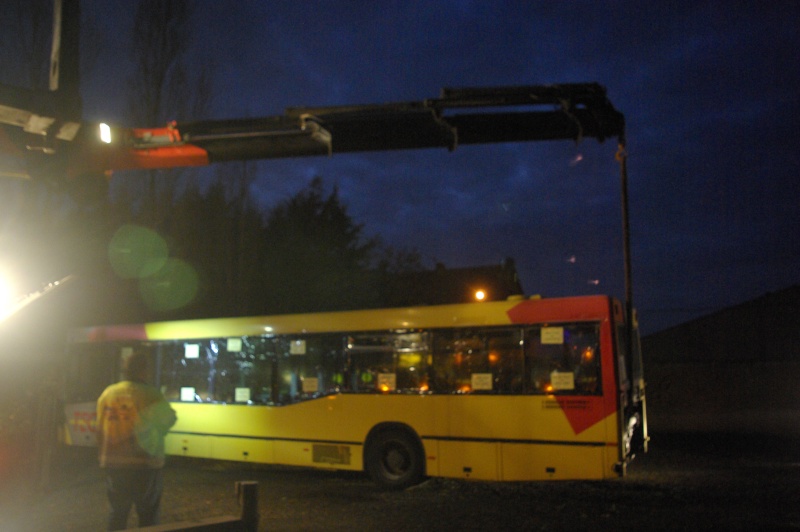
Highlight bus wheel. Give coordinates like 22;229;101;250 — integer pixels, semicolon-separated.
366;429;424;489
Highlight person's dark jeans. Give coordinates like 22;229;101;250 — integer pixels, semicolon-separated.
105;467;164;530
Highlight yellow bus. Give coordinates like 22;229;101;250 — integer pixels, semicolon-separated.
62;294;647;488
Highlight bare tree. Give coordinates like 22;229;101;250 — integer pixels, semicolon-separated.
116;0;213;227
219;160;262;315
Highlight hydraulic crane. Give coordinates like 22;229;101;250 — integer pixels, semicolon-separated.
0;0;644;455
2;82;624;182
0;2;632;336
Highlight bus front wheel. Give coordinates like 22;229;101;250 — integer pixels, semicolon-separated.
365;429;424;489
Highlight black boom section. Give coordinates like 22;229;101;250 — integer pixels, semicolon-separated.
177;83;624;162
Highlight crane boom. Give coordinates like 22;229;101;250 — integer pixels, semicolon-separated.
84;83;623;174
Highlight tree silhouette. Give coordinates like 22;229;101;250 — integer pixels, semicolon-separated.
163;175;264;319
257;177;379;314
114;0;213;227
99;0;221;320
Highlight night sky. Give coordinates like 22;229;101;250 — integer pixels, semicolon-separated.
71;1;800;334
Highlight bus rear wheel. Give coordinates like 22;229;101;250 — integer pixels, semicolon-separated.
365;429;424;489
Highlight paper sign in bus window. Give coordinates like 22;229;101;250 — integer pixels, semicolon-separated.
227;338;242;352
234;387;250;402
184;344;200;359
180;387;196;401
302;377;319;393
471;373;493;391
541;327;564;345
377;373;396;391
550;371;575;390
290;339;307;355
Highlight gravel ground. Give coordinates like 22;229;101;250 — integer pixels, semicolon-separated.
1;431;798;531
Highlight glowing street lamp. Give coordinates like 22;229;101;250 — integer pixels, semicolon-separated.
474;289;487;301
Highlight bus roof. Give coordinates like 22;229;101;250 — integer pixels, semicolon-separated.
67;295;617;343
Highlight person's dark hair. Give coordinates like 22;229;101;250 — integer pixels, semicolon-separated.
122;350;149;382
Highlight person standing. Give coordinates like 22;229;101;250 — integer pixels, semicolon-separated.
96;350;177;530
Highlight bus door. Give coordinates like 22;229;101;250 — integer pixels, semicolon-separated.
615;308;649;469
429;327;526;480
617;312;648;457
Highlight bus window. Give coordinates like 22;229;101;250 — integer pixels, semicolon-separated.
432;330;483;393
486;329;525;394
526;323;601;395
346;332;429;393
432;328;523;394
275;335;342;403
213;337;276;404
159;341;213;402
394;333;429;392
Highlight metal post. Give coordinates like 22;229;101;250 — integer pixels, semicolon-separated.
236;481;259;531
617;139;635;361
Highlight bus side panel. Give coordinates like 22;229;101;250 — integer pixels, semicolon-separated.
162;392;622;480
424;396;451;478
209;436;274;464
165;433;211;458
273;440;315;468
500;442;606;481
170;403;271;439
439;395;618;481
436;440;500;480
443;396;582;445
422;438;440;478
500;410;620;481
166;396;436;472
603;411;622;476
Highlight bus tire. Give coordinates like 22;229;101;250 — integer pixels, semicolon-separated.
365;429;424;489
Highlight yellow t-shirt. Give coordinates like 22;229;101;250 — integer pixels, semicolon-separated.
96;380;177;468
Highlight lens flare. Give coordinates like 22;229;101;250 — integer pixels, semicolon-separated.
108;225;169;279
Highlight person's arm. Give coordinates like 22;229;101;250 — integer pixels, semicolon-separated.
95;395;105;451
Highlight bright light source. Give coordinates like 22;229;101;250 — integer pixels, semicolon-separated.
0;274;74;324
99;123;112;143
474;289;486;301
0;275;14;318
